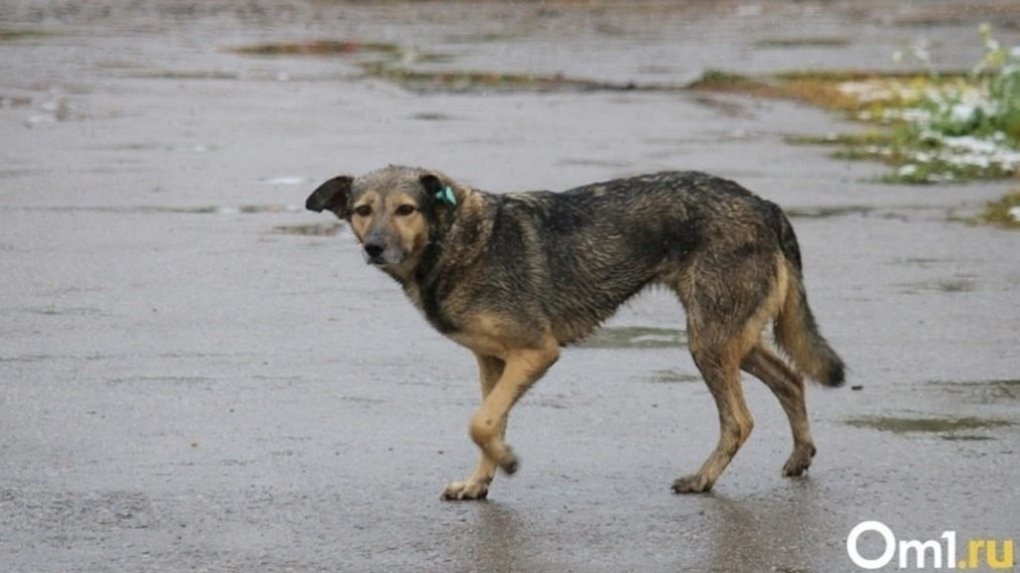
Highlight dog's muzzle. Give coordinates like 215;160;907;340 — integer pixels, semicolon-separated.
363;243;386;265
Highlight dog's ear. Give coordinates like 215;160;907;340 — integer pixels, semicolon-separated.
420;172;459;209
306;176;353;219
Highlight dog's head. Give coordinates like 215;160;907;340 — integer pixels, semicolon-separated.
306;166;463;275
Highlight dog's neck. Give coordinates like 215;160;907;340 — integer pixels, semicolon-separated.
396;190;495;332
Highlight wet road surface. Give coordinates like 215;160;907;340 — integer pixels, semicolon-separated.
1;2;1018;571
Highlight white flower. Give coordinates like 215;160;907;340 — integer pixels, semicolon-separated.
1008;206;1020;222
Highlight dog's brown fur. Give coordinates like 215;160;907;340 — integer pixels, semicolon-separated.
307;166;844;499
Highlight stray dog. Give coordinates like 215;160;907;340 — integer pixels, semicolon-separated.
306;166;844;500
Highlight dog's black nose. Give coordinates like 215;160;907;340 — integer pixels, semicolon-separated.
364;243;384;259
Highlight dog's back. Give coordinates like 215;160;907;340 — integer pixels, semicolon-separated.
479;172;794;346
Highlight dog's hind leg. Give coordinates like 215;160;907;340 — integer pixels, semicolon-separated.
442;354;506;500
741;345;816;477
672;331;755;494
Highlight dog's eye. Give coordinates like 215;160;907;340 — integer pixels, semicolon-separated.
394;204;416;216
353;205;372;217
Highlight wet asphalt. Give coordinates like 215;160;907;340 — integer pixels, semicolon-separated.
1;2;1018;572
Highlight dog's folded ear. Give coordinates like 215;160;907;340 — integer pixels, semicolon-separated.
306;176;353;219
420;172;459;208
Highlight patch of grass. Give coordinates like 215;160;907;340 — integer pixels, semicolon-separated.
685;70;780;98
785;131;895;147
940;435;996;441
695;26;1020;183
974;190;1020;229
361;63;639;94
0;29;53;42
784;205;874;219
229;40;400;57
755;37;851;48
845;415;1011;435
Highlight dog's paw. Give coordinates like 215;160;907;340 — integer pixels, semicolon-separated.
671;474;714;494
441;480;490;501
497;447;519;475
782;444;816;477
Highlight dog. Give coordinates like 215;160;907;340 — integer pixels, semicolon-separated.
306;166;844;500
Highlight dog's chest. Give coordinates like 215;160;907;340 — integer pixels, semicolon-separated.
403;279;457;334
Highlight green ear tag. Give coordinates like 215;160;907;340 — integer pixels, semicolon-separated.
435;186;457;206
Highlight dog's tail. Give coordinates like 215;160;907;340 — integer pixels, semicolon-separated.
773;211;845;387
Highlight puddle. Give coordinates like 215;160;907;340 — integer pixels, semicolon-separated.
409;112;454;121
272;222;343;237
845;415;1012;436
443;32;523;44
691;95;753;118
0;95;33;108
648;369;702;384
890;257;947;269
131;70;240;81
899;277;977;294
556;158;632;168
0;354;59;363
24;204;301;216
579;326;686;349
106;376;215;386
258;175;308;186
25;306;106;317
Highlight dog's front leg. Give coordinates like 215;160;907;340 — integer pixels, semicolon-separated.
442;354;505;501
442;338;559;501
